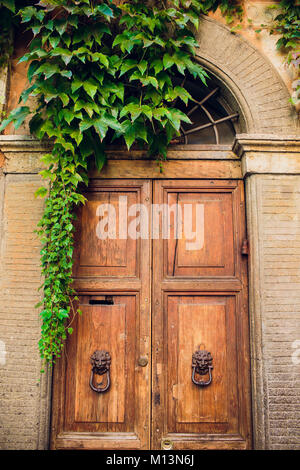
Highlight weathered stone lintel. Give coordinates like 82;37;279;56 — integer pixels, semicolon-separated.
234;134;300;156
0;135;236;159
233;134;300;177
2;134;300;178
0;135;239;176
242;153;300;177
0;135;53;153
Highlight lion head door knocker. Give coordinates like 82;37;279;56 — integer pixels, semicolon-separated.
89;350;111;393
192;349;213;387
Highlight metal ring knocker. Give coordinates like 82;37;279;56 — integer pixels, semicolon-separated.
89;350;111;393
192;350;213;387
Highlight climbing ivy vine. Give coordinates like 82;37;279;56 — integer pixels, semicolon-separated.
269;1;300;52
257;0;300;105
0;0;299;367
0;0;211;366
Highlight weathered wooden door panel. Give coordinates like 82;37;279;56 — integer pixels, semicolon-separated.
152;180;251;450
167;295;234;428
53;293;150;450
165;190;234;277
51;179;151;450
73;180;145;278
66;295;135;427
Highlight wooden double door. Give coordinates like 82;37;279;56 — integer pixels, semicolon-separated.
51;178;252;450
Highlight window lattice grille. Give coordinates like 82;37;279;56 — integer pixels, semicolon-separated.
171;78;238;145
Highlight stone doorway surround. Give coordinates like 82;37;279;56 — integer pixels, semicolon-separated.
236;135;300;450
0;16;299;450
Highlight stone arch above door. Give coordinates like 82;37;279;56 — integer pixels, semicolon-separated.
195;16;298;135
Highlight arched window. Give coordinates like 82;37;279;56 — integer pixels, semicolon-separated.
171;75;238;145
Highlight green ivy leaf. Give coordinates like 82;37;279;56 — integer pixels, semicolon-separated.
70;129;83;146
59;93;70;107
173;86;192;104
163;53;174;69
60;70;72;79
35;186;48;198
79;118;94;133
52;47;73;66
83;80;98;99
71;78;83;94
21;6;37;23
152;59;163;74
58;109;75;125
0;106;30;131
137;60;148;75
124;125;135;150
119;59;137;77
94;119;108;141
93;140;106;171
35;63;60;79
92;52;109;68
1;0;15;13
96;4;114;19
101;112;124;132
55;19;68;36
49;36;60;49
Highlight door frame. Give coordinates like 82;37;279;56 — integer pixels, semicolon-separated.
50;156;252;450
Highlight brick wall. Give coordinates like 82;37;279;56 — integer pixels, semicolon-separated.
247;175;300;450
0;172;51;449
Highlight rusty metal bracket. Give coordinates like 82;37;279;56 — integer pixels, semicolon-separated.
241;239;249;256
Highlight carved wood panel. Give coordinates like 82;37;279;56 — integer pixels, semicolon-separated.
165;190;234;277
73;180;146;278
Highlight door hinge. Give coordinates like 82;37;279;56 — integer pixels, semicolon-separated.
241;239;249;256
